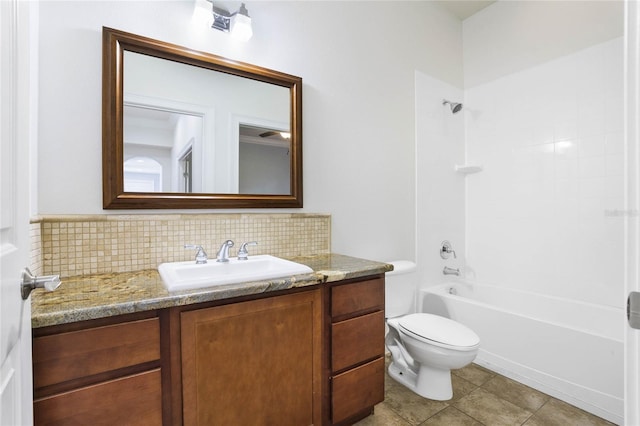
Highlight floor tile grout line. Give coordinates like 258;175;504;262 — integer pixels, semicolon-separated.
476;377;547;415
519;412;536;426
369;360;613;426
474;367;554;420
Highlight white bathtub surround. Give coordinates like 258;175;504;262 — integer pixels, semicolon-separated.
465;37;625;309
414;71;466;287
420;282;623;424
413;2;624;423
459;36;624;424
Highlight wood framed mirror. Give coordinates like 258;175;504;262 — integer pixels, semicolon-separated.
102;27;303;209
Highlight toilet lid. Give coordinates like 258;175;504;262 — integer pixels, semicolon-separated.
398;313;480;348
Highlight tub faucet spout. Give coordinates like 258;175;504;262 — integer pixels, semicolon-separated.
443;266;460;276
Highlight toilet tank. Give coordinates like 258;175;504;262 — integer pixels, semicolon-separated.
385;260;417;318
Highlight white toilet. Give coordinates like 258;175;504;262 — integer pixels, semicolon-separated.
385;261;480;400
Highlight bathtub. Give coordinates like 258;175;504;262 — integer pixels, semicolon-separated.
419;282;624;425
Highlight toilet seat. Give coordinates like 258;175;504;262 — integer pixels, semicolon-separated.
398;313;480;350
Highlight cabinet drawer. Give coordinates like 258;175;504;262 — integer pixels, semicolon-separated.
332;310;385;372
332;357;385;424
34;369;162;425
33;317;160;389
331;277;384;318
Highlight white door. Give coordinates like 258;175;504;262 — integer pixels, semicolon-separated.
0;0;35;424
626;0;640;425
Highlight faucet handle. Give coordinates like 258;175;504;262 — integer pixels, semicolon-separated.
184;244;208;264
237;241;258;260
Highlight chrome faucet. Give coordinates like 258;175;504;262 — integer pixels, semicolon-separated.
184;244;208;264
237;241;258;260
440;241;457;259
443;266;460;276
216;240;235;263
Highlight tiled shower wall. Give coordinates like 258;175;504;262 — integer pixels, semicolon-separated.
30;214;331;278
465;37;624;308
415;71;466;289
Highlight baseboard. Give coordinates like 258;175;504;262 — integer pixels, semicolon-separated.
475;349;623;425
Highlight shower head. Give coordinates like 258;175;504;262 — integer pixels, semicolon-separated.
442;99;463;114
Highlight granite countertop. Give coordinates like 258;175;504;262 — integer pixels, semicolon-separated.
31;253;392;328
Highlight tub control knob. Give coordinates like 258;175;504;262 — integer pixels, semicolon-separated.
440;241;457;259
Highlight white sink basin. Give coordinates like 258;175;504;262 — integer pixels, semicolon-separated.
158;255;314;292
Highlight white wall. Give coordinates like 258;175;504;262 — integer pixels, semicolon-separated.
239;143;289;194
36;0;463;262
463;0;624;87
463;2;624;308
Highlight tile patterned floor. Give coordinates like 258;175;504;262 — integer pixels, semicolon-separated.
355;359;616;426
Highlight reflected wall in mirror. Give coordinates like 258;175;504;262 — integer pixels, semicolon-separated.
103;27;303;209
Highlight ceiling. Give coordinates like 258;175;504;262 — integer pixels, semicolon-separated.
434;0;496;20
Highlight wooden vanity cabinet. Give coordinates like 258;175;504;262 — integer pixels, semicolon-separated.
328;276;385;425
32;311;165;425
178;289;323;426
31;273;386;425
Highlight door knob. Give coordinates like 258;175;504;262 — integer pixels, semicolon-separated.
20;268;61;300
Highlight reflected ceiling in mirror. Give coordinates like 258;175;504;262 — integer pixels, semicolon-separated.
103;27;303;209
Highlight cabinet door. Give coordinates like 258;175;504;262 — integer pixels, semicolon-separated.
181;290;322;426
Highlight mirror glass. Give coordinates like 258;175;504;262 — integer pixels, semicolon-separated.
103;28;303;209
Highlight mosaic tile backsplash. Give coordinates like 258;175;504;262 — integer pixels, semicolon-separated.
31;214;331;278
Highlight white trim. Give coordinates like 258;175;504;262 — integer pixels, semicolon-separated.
476;352;623;425
175;139;193;192
625;1;640;424
0;0;35;423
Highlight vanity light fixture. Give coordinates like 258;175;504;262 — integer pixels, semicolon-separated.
211;2;253;41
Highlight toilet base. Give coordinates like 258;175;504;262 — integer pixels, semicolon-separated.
388;360;453;401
